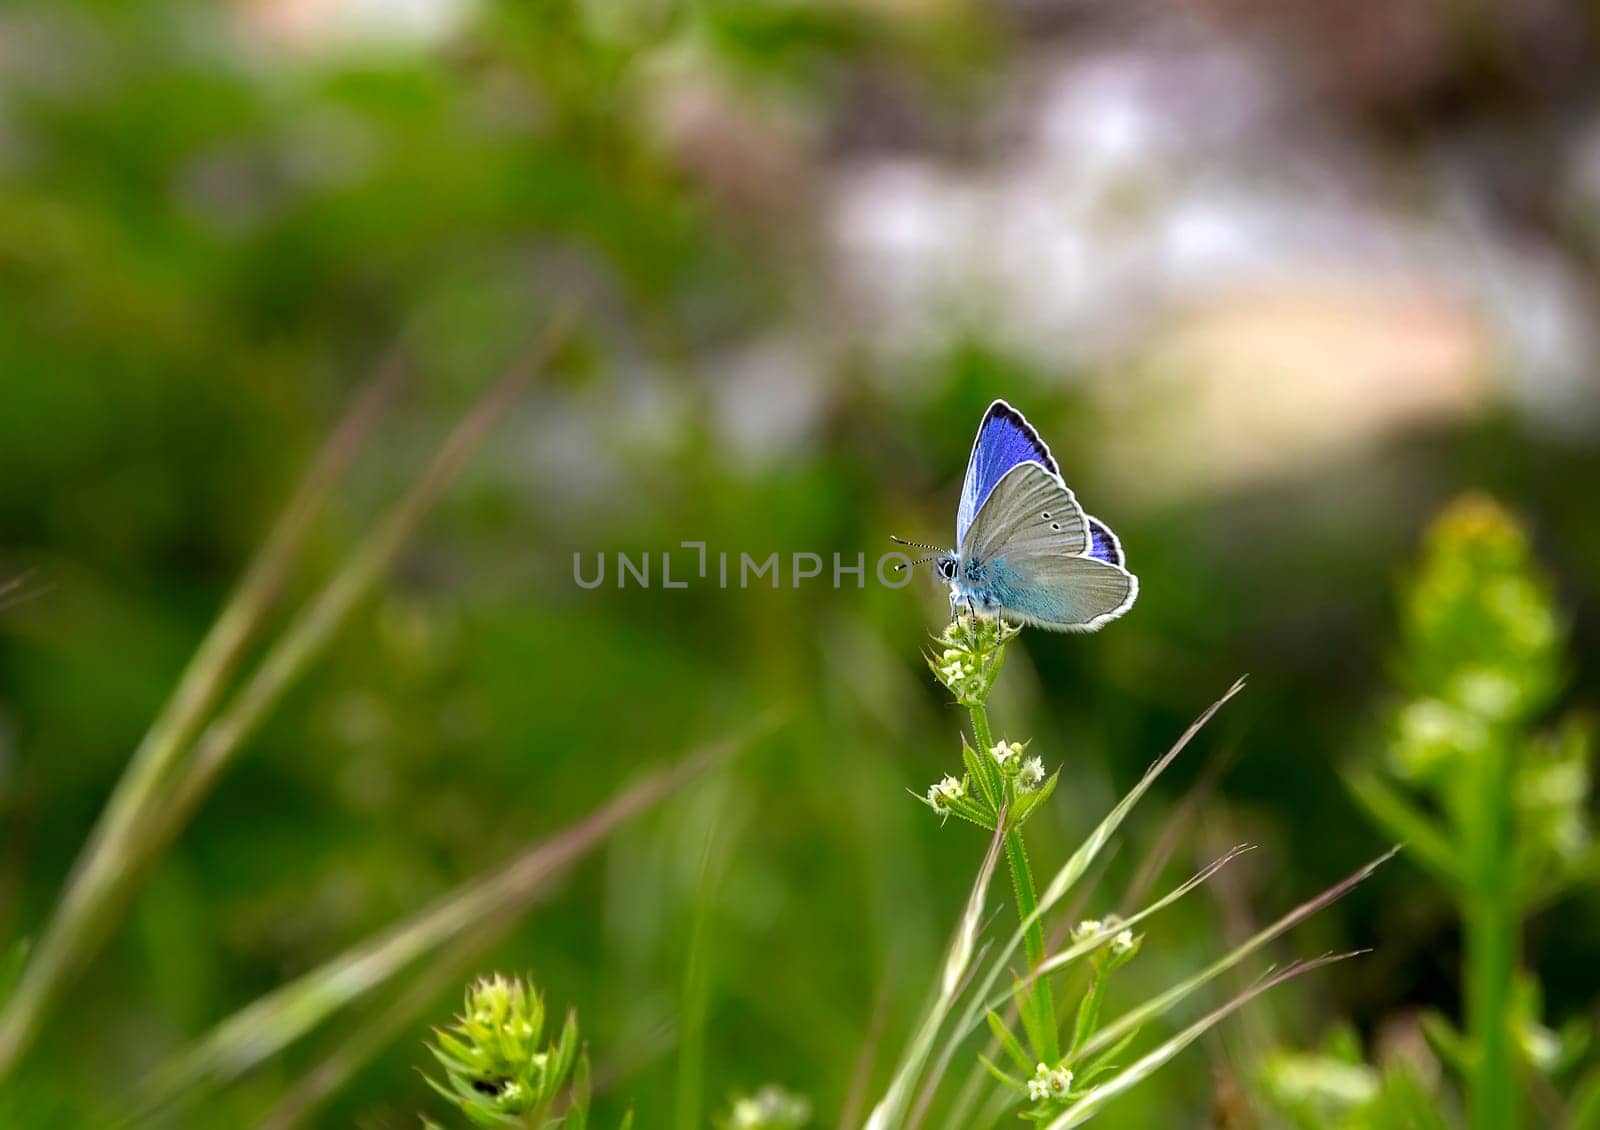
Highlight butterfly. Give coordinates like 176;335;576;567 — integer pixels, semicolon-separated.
897;400;1138;632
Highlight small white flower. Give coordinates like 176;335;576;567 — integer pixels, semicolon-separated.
1017;756;1045;792
924;776;964;816
1027;1062;1072;1103
989;740;1023;768
1111;929;1136;955
1071;919;1103;944
500;1080;524;1103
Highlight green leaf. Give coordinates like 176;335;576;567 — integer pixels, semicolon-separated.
1012;769;1060;830
1418;1010;1469;1077
1079;1025;1139;1078
567;1052;591;1130
987;1009;1034;1074
1068;974;1103;1060
979;1052;1024;1089
962;735;1000;812
1343;768;1459;885
945;793;999;831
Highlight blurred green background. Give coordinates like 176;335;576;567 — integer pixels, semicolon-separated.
3;0;1600;1125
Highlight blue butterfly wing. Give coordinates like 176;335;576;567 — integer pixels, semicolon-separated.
958;464;1136;632
956;401;1061;549
1085;516;1124;566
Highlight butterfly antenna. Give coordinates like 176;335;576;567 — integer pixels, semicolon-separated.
888;536;949;574
890;535;946;552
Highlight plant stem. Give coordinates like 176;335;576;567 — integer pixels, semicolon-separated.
969;703;1059;1064
1465;736;1518;1130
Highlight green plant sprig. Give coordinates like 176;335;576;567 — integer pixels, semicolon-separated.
882;610;1388;1127
1333;496;1596;1130
924;614;1060;1064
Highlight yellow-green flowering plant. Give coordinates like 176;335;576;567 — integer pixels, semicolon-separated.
421;974;625;1130
1270;495;1599;1130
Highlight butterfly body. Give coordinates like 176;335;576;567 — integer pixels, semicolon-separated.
925;401;1137;633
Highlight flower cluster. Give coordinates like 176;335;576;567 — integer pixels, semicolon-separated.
928;615;1020;706
918;734;1057;831
919;619;1057;832
1072;916;1143;968
1026;1062;1074;1102
989;740;1047;795
423;974;583;1128
721;1083;812;1129
992;915;1146;1120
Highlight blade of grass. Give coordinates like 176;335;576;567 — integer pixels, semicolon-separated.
838;986;893;1130
0;571;53;615
935;680;1248;1096
865;810;1009;1130
1028;846;1255;986
0;354;405;1078
3;320;570;1081
675;789;733;1130
142;728;749;1112
1045;952;1365;1128
167;321;573;834
928;842;1255;1107
1119;740;1234;913
1038;679;1247;916
1077;847;1398;1061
